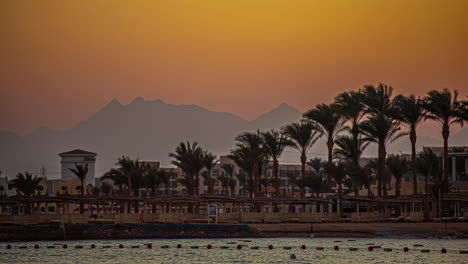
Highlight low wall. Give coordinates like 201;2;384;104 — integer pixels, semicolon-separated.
0;223;262;242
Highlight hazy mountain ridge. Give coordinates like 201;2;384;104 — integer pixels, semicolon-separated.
0;98;466;178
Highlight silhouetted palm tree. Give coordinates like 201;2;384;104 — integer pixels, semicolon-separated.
169;141;204;196
69;163;89;196
386;156;409;196
335;90;365;142
9;172;42;197
261;129;293;196
307;158;325;176
394;94;426;194
423;88;466;181
302;174;324;197
361;84;403;196
202;151;218;194
304;103;345;165
282;121;322;197
102;168;126;194
229;131;266;197
116;156;137;196
144;163;160;196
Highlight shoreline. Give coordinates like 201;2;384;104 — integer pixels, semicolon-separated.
0;222;467;242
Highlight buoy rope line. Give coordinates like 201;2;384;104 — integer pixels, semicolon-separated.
1;244;465;254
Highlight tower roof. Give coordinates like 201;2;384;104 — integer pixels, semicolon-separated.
59;149;97;157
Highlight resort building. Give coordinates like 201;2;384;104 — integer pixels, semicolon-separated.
59;149;97;186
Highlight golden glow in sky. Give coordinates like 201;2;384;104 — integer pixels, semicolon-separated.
1;0;467;136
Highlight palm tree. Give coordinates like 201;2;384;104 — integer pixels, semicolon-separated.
386;156;409;196
9;172;42;196
282;121;322;197
169;141;205;196
157;169;171;195
304;103;345;164
144;163;160;196
202;151;218;194
116;156;137;196
361;115;405;196
307;158;325;176
361;83;403;196
423;88;466;181
302;174;324;197
335;90;365;142
229;131;266;197
102;168;127;194
334;135;369;196
261;129;293;196
68;163;89;196
394;94;426;194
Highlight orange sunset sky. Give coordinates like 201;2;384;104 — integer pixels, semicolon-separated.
1;0;467;137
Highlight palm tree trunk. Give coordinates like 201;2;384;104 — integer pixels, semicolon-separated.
327;136;334;192
377;141;386;197
442;124;449;182
273;159;279;197
410;126;418;194
300;153;306;198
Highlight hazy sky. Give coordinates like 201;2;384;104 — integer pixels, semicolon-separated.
1;0;467;136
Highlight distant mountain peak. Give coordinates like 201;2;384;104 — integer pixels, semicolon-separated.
130;96;145;105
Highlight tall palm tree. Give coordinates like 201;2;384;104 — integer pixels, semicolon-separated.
361;83;402;196
307;158;325;176
282;121;322;197
423;88;466;181
304;103;345;164
229;131;266;197
261;129;293;197
386;156;409;196
169;141;204;196
116;156;137;196
361;115;405;196
68;163;89;196
394;94;426;194
9;172;42;197
202;151;218;194
335;90;365;142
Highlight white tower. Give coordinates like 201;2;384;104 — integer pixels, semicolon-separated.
59;149;97;186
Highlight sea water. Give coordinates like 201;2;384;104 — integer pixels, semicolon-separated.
0;238;467;263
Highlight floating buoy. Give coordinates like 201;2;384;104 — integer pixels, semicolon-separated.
118;244;124;248
268;245;273;250
237;245;242;249
75;245;83;249
403;247;409;252
62;244;68;249
207;244;212;249
441;248;447;253
368;246;374;251
91;244;96;249
301;245;306;249
176;244;182;248
47;246;55;249
334;246;339;250
147;244;152;249
421;249;430;253
191;246;199;249
251;246;259;250
316;247;324;250
349;248;358;251
384;248;392;252
6;245;11;249
161;245;169;248
34;245;39;249
283;246;292;250
290;254;296;259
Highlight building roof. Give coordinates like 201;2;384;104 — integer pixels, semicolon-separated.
59;149;97;156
